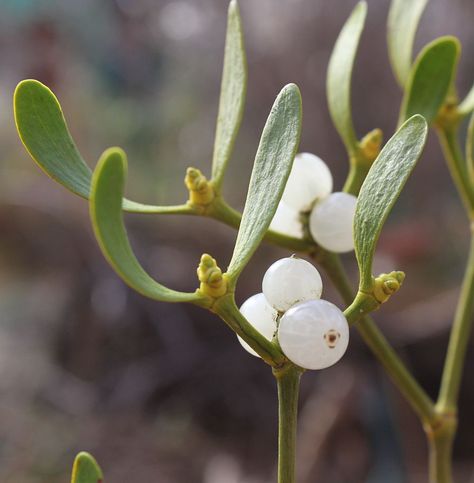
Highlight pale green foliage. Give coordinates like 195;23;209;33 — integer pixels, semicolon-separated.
354;115;428;291
326;1;367;155
13;80;190;215
211;0;247;190
387;0;429;87
90;148;207;305
70;452;103;483
226;84;302;284
13;1;474;481
399;37;459;125
459;85;474;118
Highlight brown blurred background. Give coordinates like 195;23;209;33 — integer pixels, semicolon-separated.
0;0;473;481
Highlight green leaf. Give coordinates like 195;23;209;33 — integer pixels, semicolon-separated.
226;84;302;283
14;79;191;215
211;0;247;190
90;147;206;304
467;112;474;186
458;84;474;118
71;452;103;483
354;115;428;291
399;37;460;125
387;0;429;88
326;1;367;156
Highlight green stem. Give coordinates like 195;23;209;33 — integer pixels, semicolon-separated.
213;294;286;367
274;365;302;483
319;251;436;425
437;234;474;411
427;413;456;483
343;162;370;196
436;126;474;218
209;197;315;252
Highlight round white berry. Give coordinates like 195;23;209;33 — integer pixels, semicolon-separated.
262;257;323;312
270;202;303;238
237;293;277;357
278;299;349;370
309;192;357;253
282;152;333;212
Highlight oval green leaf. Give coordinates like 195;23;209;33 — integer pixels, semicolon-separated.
90;147;206;304
399;37;460;125
326;1;367;156
14;79;191;215
354;115;428;291
387;0;429;88
226;84;302;283
71;452;103;483
211;0;247;190
467;112;474;186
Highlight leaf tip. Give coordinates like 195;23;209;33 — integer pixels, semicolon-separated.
282;83;302;105
228;0;241;19
406;113;429;133
71;451;103;483
96;146;128;177
14;79;57;123
14;78;53;104
357;1;368;14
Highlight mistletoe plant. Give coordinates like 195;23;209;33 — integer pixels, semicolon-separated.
13;0;474;482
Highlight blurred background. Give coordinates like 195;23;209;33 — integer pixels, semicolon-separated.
0;0;473;481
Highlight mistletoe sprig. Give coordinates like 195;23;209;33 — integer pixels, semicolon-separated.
13;0;474;481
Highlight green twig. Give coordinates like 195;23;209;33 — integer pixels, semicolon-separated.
319;251;436;425
436;126;474;218
427;412;457;483
273;365;302;483
437;234;474;412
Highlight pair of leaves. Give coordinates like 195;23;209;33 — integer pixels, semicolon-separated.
14;0;258;304
14;1;247;209
14;80;189;215
354;115;428;291
71;452;103;483
388;0;474;122
91;84;302;299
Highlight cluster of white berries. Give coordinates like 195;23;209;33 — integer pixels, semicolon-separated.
237;257;349;370
270;152;357;253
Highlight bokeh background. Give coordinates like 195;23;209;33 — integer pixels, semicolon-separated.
0;0;473;481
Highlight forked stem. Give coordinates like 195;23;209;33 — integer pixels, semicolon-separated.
427;411;457;483
319;251;435;425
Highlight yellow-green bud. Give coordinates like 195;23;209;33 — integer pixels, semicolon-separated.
360;128;383;163
372;271;405;304
185;167;214;206
197;254;227;298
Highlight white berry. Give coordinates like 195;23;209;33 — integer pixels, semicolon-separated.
278;299;349;370
270;202;303;238
237;293;277;357
282;152;333;212
262;257;323;312
309;192;356;253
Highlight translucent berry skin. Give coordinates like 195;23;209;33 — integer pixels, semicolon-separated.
237;293;277;357
309;192;357;253
278;299;349;370
270;201;303;238
282;152;333;212
262;257;323;312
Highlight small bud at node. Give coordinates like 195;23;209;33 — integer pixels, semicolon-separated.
185;167;215;207
197;253;227;298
